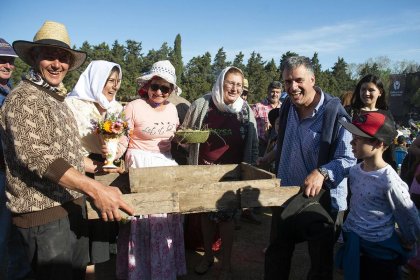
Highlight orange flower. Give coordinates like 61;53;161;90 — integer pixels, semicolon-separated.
103;120;113;133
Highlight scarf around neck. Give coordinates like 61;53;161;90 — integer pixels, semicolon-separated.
24;68;67;98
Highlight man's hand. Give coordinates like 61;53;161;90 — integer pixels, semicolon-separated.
91;185;134;222
58;167;134;222
303;169;325;197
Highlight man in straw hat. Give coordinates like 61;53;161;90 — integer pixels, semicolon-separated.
240;78;249;101
0;37;31;279
0;21;134;279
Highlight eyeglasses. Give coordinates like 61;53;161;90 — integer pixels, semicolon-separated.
0;57;15;65
150;84;171;94
224;81;243;89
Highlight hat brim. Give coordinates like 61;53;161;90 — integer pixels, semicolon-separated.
339;119;374;139
0;54;18;58
13;40;86;71
136;73;182;95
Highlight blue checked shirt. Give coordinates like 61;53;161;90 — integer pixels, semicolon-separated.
277;91;356;212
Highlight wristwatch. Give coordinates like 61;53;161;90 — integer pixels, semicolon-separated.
317;167;329;181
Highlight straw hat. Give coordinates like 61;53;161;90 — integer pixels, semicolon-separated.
13;21;86;71
243;78;249;91
136;60;182;95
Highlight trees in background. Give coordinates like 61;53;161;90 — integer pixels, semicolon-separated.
10;34;420;106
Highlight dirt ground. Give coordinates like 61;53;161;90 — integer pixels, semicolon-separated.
92;207;345;280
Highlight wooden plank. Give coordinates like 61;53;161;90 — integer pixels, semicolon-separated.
240;186;301;207
240;162;277;180
86;185;299;219
94;172;130;193
179;189;239;213
87;164;295;219
131;177;280;194
128;164;241;193
87;191;179;219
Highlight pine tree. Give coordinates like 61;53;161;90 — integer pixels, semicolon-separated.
331;57;355;96
212;48;230;78
169;34;183;84
246;51;267;103
181;52;212;102
265;58;280;83
233;52;246;75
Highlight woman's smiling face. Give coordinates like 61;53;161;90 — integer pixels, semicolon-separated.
359;82;382;110
223;72;243;105
102;69;121;102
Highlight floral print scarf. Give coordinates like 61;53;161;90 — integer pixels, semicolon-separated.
24;68;68;98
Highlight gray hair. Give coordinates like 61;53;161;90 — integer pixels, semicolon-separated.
281;56;314;74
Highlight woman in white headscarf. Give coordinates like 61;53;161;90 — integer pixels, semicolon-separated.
66;60;123;160
65;60;123;271
182;66;258;279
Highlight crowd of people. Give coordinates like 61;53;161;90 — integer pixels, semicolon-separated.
1;20;420;280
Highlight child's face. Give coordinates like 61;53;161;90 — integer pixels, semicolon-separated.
350;135;379;159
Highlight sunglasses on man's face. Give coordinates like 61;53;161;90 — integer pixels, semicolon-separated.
150;83;171;94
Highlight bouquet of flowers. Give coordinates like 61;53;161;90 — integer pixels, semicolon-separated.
93;111;130;137
92;111;130;168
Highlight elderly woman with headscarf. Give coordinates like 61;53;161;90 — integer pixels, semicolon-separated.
66;60;123;167
115;60;186;280
65;60;123;274
182;66;258;279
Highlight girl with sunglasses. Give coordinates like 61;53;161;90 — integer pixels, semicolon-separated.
115;60;186;280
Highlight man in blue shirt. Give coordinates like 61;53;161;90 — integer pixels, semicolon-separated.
264;56;356;280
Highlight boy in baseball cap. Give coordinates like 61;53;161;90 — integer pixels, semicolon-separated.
336;111;420;279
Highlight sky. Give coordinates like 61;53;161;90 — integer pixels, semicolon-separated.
4;0;420;71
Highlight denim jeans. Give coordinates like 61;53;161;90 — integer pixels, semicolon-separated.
0;171;31;279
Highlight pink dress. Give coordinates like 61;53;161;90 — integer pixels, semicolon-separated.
116;99;186;280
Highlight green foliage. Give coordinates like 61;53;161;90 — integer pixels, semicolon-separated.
169;34;183;86
212;47;230;78
329;57;355;96
246;52;268;104
10;57;29;86
233;52;246;75
8;35;420;112
181;52;213;101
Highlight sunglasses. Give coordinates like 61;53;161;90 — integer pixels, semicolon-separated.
150;83;171;94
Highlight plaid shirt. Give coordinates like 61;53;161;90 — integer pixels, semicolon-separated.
252;99;281;142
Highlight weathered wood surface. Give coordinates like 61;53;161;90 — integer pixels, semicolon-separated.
86;186;301;219
87;163;300;219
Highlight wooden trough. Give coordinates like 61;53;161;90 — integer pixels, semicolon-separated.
87;163;300;219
